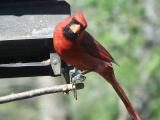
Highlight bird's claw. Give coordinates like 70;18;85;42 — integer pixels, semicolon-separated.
72;74;86;83
69;68;86;83
69;68;86;100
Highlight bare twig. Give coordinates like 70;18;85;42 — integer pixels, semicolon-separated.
0;83;84;104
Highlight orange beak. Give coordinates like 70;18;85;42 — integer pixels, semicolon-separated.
69;24;81;33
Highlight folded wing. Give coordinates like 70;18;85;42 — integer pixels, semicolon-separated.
80;31;116;64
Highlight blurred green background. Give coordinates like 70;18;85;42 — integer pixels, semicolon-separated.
0;0;160;120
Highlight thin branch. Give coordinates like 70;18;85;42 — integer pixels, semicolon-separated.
0;83;84;104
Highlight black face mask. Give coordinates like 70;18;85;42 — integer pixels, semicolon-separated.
63;18;84;42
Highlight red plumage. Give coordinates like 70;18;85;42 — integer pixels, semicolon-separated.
53;11;141;120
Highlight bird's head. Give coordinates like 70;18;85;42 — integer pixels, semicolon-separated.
63;11;87;41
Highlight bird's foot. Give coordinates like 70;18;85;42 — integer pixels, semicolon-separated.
69;68;86;83
69;68;86;100
71;73;86;83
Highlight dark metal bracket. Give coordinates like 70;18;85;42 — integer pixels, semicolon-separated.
0;0;70;78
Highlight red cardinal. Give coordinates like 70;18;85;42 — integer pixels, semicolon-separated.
53;11;141;120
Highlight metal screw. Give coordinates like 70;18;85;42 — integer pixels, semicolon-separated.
52;59;58;65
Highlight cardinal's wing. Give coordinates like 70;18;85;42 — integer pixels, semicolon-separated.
80;31;117;64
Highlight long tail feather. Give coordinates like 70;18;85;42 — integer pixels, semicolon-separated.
99;68;141;120
110;78;141;120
